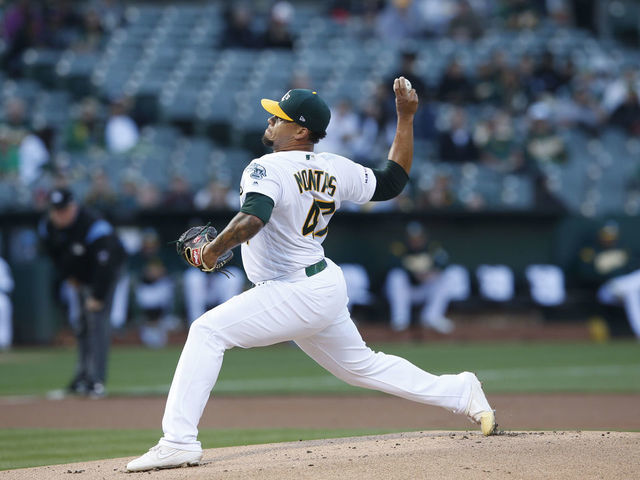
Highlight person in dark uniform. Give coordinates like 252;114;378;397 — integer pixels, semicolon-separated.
38;188;127;397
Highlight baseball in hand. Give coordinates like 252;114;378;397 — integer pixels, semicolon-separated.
403;78;412;90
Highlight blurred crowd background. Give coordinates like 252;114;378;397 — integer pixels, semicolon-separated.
0;0;638;215
0;0;639;346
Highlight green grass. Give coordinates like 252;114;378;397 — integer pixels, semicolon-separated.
1;341;639;397
0;427;398;471
1;341;639;471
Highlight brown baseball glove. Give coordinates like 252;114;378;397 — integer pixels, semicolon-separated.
175;224;233;273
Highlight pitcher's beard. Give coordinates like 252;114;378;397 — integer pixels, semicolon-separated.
261;135;274;147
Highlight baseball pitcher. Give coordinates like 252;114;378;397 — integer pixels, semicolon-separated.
127;78;496;472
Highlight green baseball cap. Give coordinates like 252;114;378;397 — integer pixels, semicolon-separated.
261;89;331;135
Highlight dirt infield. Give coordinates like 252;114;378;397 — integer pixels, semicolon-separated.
2;393;639;479
2;431;639;480
1;393;639;431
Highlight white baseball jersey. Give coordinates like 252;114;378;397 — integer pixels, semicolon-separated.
239;151;377;283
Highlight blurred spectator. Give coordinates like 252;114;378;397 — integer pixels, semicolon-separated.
474;50;509;105
476;111;525;173
352;81;399;164
416;173;457;209
131;228;177;348
3;98;28;134
46;1;85;48
84;169;118;212
114;174;141;215
437;59;473;104
558;57;577;88
352;98;388;166
438;108;479;162
602;68;639;114
2;0;47;76
317;99;360;158
105;98;139;154
516;54;536;101
89;0;124;33
414;97;438;141
388;50;426;98
547;0;571;24
530;51;565;96
385;222;456;334
19;129;49;186
136;182;162;210
448;0;483;41
500;0;542;30
524;103;567;165
193;178;236;210
329;0;384;20
264;1;295;49
386;50;438;140
609;90;640;136
0;127;20;180
222;4;261;49
330;0;383;38
64;97;103;152
73;7;105;52
163;175;193;210
474;62;501;105
554;88;605;135
376;0;425;41
573;220;640;338
0;257;14;351
0;99;49;185
496;67;529;113
419;0;457;36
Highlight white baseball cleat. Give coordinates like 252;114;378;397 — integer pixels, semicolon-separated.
462;371;497;436
126;444;202;472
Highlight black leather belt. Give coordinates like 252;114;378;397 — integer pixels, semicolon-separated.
305;259;327;277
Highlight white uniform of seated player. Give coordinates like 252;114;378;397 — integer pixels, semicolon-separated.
0;257;14;350
598;270;640;338
127;80;496;472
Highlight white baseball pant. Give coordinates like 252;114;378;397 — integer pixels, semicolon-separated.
159;259;474;451
385;267;454;331
0;292;12;349
598;269;640;338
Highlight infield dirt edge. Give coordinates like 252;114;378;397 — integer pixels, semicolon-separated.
2;430;638;480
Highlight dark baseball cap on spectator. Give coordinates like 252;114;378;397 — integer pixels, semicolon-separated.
49;188;74;209
261;89;331;135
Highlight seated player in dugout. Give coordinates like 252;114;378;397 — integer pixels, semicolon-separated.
574;220;640;338
127;79;497;472
385;221;457;334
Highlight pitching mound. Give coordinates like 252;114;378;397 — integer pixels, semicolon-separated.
3;430;638;479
